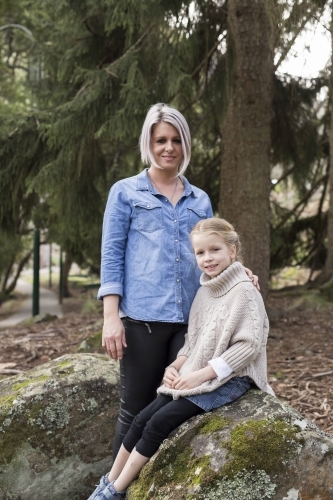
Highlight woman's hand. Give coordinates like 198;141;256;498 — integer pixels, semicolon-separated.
102;315;127;361
163;366;179;388
243;267;260;291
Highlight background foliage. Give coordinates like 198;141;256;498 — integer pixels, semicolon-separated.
0;0;332;297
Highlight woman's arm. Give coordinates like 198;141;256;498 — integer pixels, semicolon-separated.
99;183;131;360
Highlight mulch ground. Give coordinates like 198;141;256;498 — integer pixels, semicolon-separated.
0;289;333;435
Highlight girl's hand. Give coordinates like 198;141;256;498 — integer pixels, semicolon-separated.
173;371;206;390
102;315;127;361
243;267;260;291
163;366;178;388
173;365;217;390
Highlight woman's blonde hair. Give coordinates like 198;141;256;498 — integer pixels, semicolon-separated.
139;103;191;176
190;218;243;263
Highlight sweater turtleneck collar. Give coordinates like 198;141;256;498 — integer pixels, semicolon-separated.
200;261;252;297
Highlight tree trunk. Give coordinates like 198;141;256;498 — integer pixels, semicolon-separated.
62;252;73;298
312;3;333;286
219;0;274;300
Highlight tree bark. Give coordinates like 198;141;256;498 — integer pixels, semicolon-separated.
219;0;274;300
312;3;333;286
62;252;73;298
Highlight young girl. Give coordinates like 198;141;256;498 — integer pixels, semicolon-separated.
89;218;274;500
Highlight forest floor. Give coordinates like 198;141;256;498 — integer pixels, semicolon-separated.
0;285;333;434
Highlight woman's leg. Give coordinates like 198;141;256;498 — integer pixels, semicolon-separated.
112;320;187;459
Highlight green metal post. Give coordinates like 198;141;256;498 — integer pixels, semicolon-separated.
49;243;52;288
59;249;63;304
32;228;40;316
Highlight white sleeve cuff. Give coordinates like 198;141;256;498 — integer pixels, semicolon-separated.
208;358;233;381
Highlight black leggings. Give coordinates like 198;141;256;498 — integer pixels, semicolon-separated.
112;318;187;460
123;394;203;458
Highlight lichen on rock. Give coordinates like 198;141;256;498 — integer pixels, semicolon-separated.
127;390;333;500
0;353;120;500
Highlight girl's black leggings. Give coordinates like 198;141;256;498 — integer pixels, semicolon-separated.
122;394;203;458
112;317;187;460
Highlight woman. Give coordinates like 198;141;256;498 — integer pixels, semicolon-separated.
98;103;257;459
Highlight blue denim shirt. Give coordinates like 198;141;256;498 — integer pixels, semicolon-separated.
98;169;213;323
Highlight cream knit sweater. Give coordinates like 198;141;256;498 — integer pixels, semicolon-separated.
157;262;274;399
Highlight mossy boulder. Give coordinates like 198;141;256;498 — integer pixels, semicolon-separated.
0;353;120;500
128;389;333;500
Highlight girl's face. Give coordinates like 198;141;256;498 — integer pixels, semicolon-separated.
192;233;236;278
151;122;184;172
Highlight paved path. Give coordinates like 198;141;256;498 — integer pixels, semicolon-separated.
0;279;63;329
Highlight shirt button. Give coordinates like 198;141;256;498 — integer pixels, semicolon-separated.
147;205;150;208
176;279;180;282
174;219;177;222
178;300;181;303
176;258;179;262
175;239;178;242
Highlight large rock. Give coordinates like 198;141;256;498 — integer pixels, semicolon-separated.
0;353;119;500
128;389;333;500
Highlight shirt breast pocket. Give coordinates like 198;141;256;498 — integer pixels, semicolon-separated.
134;201;163;232
187;207;207;231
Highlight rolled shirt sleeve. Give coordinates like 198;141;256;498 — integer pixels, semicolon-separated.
208;357;233;381
98;183;132;300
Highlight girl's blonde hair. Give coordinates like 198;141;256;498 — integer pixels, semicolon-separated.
190;218;243;263
139;103;191;176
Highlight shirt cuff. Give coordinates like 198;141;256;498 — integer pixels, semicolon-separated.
208;358;233;381
97;282;123;300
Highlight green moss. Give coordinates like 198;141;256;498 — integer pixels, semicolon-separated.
12;375;49;391
56;360;75;377
128;415;303;500
128;418;223;500
198;414;230;435
222;418;301;478
0;395;16;413
58;361;72;369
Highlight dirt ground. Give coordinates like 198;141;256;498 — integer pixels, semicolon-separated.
0;287;333;435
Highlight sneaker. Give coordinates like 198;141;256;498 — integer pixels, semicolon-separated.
87;475;126;500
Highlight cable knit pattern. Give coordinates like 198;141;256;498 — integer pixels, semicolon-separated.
157;262;274;399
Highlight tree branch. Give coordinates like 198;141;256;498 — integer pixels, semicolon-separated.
275;174;328;230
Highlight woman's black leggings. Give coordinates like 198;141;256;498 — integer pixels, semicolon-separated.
122;394;203;458
112;317;187;460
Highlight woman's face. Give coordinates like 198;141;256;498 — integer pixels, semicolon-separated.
151;121;184;172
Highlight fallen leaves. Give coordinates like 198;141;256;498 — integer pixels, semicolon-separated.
267;294;333;434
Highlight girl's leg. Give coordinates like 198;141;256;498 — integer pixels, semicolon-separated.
112;319;187;459
113;397;203;493
110;395;173;481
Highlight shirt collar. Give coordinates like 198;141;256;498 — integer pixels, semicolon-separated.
135;168;197;198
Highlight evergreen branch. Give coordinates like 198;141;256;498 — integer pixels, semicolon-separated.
104;24;154;76
3;250;33;295
6;63;29;72
275;173;328;230
82;20;98;38
270;165;296;189
274;4;325;71
190;34;225;79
